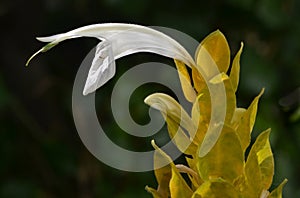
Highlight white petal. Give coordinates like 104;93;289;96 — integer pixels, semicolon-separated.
27;23;195;95
83;40;115;95
144;93;197;137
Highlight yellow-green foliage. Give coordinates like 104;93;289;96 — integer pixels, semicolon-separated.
145;31;287;198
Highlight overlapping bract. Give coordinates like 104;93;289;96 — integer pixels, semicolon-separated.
145;30;287;198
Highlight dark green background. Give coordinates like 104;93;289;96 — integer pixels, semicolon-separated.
0;0;299;197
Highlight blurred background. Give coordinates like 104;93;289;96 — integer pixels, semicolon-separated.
0;0;299;197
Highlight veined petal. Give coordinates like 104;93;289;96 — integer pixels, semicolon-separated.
26;23;195;95
83;40;116;95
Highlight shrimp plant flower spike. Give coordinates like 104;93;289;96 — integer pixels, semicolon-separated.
27;23;287;198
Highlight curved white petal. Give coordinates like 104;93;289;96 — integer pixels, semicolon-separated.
83;40;116;95
27;23;195;95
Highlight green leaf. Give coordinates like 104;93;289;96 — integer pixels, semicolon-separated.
268;179;288;198
229;42;244;93
197;125;244;183
174;60;196;103
236;89;264;152
192;178;240;198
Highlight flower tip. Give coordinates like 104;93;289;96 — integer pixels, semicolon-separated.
144;94;154;105
151;140;160;150
144;96;149;104
82;89;91;96
150;139;156;147
260;88;265;96
145;185;150;191
26;42;59;67
240;41;244;47
36;34;61;42
25;48;43;67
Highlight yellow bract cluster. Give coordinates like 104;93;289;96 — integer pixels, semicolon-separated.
145;30;287;198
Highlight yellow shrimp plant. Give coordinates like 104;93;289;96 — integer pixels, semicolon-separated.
145;30;287;198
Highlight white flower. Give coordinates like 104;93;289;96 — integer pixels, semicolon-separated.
26;23;195;95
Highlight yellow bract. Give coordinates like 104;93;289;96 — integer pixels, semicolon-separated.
245;129;274;193
230;42;243;92
197;125;243;183
146;141;193;198
235;89;264;152
192;178;240;198
146;30;286;198
144;93;198;156
195;30;230;78
174;60;196;103
268;179;288;198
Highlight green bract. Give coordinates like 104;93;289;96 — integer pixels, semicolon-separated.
145;30;287;198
